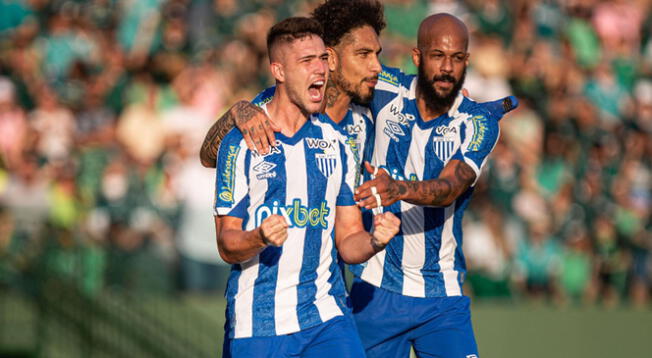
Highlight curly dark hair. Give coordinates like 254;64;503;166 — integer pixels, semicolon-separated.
311;0;386;47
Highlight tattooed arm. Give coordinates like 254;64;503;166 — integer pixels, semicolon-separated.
199;100;278;168
354;160;476;209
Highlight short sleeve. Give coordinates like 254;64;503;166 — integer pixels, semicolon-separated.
214;134;250;217
457;112;500;185
252;86;276;106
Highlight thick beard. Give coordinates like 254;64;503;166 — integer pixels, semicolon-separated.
417;63;466;115
331;68;374;105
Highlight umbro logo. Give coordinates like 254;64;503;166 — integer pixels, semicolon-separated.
383;120;405;142
253;161;276;180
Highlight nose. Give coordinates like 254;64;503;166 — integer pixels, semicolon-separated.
314;58;327;76
440;56;453;74
369;54;382;74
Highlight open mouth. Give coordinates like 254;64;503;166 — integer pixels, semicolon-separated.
308;79;325;102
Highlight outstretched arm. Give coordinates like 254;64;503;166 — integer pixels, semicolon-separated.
354;160;475;209
200;101;279;168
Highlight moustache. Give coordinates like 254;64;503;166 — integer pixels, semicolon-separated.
431;75;456;83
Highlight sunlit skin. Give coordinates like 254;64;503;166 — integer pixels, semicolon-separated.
327;25;382;122
267;34;328;136
412;14;469;120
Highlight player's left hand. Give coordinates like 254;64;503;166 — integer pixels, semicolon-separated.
355;162;403;209
371;212;400;250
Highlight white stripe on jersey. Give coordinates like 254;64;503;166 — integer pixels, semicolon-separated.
234;258;260;338
360;248;386;287
399;201;426;297
313;123;345;323
440;205;461;296
274;142;306;335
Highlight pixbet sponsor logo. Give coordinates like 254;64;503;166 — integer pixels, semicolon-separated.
255;199;331;230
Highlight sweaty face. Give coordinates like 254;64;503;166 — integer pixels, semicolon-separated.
330;25;382;105
415;31;468;113
281;35;329;114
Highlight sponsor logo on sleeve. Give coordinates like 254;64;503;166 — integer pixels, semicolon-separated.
218;145;240;203
468;115;488;151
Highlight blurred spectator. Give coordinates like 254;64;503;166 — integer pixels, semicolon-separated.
0;77;27;169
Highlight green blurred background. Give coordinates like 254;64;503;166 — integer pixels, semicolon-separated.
2;0;652;356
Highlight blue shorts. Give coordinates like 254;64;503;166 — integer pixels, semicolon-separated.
351;279;479;358
223;314;365;358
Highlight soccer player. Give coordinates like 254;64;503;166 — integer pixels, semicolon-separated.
214;17;400;358
349;13;508;358
200;0;386;181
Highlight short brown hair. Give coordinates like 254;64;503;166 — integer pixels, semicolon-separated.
267;17;324;61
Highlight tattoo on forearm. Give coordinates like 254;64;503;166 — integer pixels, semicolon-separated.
454;161;476;184
199;101;265;167
325;79;341;108
200;110;236;167
233;101;264;127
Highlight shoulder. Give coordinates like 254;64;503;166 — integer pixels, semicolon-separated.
220;127;246;149
252;86;276;106
377;64;414;92
311;113;349;142
456;97;499;130
349;103;373;121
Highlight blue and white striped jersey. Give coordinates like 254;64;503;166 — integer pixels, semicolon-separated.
350;65;501;298
214;103;358;338
253;87;374;187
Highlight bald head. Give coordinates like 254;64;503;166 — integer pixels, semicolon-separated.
417;13;468;51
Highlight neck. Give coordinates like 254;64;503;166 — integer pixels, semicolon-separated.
323;79;351;123
415;86;450;121
266;86;310;136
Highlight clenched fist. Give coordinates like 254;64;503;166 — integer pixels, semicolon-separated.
371;212;400;250
260;214;289;247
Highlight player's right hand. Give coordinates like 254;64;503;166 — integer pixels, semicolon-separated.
259;214;289;247
232;101;281;154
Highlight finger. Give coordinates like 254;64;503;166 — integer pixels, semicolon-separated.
263;119;277;148
462;88;470;97
255;122;270;154
354;178;380;198
358;196;378;209
364;161;375;175
242;130;256;152
354;185;374;202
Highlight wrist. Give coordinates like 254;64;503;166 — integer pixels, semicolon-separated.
256;227;270;247
370;234;387;252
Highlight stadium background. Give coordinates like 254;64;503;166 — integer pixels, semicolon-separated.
1;0;652;357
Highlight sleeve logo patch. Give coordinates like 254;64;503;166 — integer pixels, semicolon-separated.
218;145;240;203
468;115;488;151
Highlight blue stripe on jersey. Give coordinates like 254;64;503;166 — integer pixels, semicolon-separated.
225;265;241;335
379;205;404;293
250;146;288;336
296;124;326;330
422;207;445;296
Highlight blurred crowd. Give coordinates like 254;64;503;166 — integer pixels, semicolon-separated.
0;0;651;308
